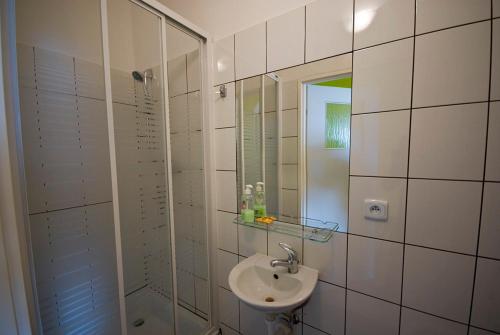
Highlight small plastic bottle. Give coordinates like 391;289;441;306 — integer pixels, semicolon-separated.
254;182;267;218
241;184;254;223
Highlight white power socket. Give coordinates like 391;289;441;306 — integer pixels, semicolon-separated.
364;199;388;221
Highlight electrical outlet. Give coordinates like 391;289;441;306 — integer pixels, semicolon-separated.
364;199;388;221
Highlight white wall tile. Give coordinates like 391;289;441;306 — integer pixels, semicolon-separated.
486;103;500;181
187;49;200;92
305;0;353;62
238;225;267;257
406;179;482;254
167;55;187;97
216;171;237;212
354;0;415;49
188;91;202;131
350;110;410;177
479;183;500;259
16;44;35;89
470;328;498;335
267;231;302;260
400;307;468;335
282;109;298;137
303;281;345;334
352;38;413;114
495;1;500;18
215;128;236;170
218;249;238;290
235;23;266;80
267;7;305;71
416;0;491;34
402;246;475;322
281;189;298;218
111;69;135;105
219;288;239;330
409;103;488;180
471;258;500;332
217;210;238;253
303;324;327;335
214;82;236;129
169;94;188;134
214;35;235;85
35;47;75;95
349;177;406;242
282;80;298;110
346;290;400;335
239;301;267;335
220;324;239;335
177;269;195;306
347;235;403;302
75;59;105;100
282;164;298;190
282;137;298;164
303;232;347;286
413;22;491;107
195;277;209;314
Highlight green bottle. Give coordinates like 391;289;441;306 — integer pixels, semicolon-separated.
254;182;267;218
241;185;254;223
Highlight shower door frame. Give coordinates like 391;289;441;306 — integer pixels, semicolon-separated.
0;0;217;333
100;0;217;334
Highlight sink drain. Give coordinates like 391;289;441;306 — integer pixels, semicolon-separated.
265;297;275;302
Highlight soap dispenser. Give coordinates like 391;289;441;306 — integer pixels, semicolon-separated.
254;182;267;218
241;184;254;223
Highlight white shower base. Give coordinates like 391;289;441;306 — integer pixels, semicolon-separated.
126;286;208;335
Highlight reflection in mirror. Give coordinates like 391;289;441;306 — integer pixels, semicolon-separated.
237;55;352;231
236;75;279;218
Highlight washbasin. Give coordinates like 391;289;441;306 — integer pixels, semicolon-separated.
228;253;318;313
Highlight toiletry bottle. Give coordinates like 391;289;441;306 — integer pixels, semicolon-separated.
241;184;254;223
254;182;267;218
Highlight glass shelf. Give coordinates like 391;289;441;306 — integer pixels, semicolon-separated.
232;215;339;243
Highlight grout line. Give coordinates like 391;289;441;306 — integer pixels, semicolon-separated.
213;79;236;88
214;126;236;130
345;0;356;333
467;9;494;335
412;100;490;110
349;174;407;179
218;248;239;257
233;34;236;82
302;322;329;334
265;21;268;73
399;2;417;332
349;175;407;180
124;284;149;297
29;200;113;216
349;175;484;183
304;5;307;64
352;108;411;115
415;18;492;38
354;35;414;52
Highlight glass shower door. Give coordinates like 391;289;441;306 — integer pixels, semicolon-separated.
107;1;175;333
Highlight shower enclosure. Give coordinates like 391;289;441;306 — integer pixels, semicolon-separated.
10;0;213;334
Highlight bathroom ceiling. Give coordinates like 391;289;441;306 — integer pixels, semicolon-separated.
158;0;315;39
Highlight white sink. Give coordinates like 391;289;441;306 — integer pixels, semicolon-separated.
228;253;318;313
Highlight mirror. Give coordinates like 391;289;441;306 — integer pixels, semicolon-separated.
237;54;352;231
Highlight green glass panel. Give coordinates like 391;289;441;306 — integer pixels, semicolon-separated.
325;103;350;149
313;77;352;88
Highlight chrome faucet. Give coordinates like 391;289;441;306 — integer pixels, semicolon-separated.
270;242;299;274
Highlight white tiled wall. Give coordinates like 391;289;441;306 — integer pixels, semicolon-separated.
213;1;500;334
167;51;208;317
